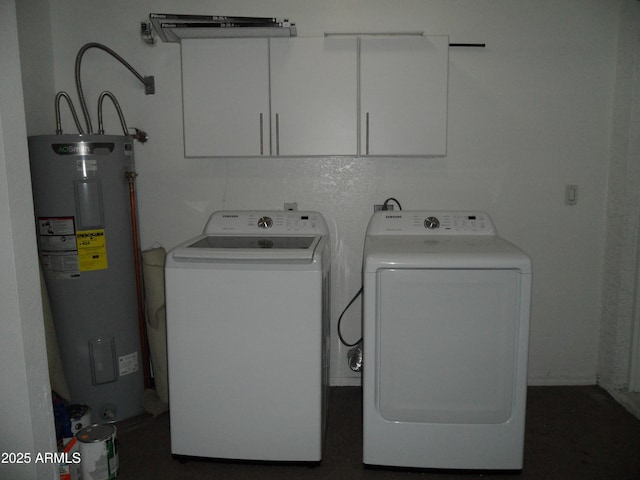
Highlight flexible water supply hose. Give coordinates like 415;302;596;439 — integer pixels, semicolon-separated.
97;91;149;142
75;42;153;134
97;91;128;136
55;91;84;134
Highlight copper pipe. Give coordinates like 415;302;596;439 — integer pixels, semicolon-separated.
126;170;151;389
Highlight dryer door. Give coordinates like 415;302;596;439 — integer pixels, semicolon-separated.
376;268;522;424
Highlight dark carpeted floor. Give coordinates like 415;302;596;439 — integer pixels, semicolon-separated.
115;386;640;479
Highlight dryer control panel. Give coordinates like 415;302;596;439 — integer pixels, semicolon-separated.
367;211;496;236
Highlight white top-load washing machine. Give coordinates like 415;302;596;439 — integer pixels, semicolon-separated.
165;210;330;462
362;211;532;470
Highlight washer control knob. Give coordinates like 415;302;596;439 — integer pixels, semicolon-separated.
424;216;440;230
258;216;273;229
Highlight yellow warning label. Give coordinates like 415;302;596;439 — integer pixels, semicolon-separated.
76;229;108;271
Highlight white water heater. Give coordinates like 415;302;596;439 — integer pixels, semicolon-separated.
28;134;144;422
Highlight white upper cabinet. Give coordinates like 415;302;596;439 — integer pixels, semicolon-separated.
182;37;357;157
181;35;449;157
181;38;270;157
270;37;358;156
359;35;449;157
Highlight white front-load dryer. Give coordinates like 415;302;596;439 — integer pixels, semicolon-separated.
165;210;330;462
362;211;532;470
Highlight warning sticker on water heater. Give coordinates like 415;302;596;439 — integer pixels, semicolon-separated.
38;217;75;237
38;217;80;279
76;229;108;271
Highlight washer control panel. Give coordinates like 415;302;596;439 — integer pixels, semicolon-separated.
203;210;328;235
367;211;496;236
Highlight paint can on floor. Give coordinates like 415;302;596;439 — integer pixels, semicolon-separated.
68;404;92;436
76;424;119;480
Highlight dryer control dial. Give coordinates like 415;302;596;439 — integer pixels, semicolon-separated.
258;216;273;229
424;216;440;230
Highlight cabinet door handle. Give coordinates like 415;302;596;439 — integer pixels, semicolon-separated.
259;113;264;155
275;113;280;156
366;112;370;155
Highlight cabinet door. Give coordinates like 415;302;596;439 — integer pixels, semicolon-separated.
270;37;358;156
360;36;449;156
181;38;270;157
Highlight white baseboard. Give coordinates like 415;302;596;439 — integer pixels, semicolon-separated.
330;376;361;387
527;375;597;386
331;376;597;388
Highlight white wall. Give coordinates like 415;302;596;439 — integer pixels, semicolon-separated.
0;1;57;479
601;0;640;403
17;0;56;135
28;0;621;385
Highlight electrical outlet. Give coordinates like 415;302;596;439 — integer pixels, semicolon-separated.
374;204;394;212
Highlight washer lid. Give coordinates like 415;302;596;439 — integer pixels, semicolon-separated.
189;235;316;250
171;234;322;263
